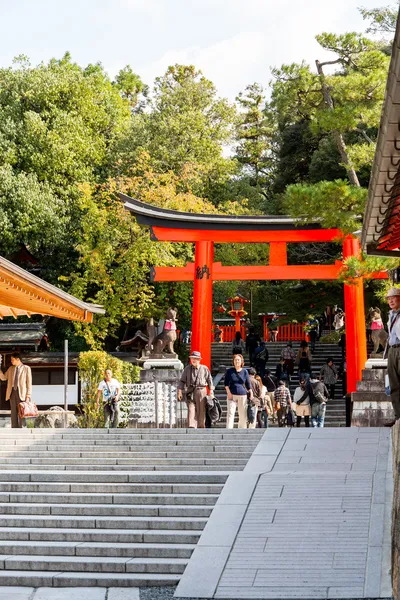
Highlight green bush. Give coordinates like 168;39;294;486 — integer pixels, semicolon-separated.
319;330;343;344
77;351;140;428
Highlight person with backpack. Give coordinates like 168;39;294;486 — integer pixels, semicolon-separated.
309;376;330;427
254;341;269;378
232;332;246;356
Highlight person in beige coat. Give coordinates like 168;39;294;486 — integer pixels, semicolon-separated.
0;352;32;428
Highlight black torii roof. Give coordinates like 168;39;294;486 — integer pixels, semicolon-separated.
120;194;324;231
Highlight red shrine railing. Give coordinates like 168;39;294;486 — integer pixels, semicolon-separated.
273;323;309;342
213;324;309;343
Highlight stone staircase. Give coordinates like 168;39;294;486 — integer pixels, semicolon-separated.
211;340;346;426
0;428;263;587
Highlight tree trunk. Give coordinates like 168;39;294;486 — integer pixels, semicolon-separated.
315;60;360;187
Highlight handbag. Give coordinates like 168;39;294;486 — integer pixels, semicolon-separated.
247;403;256;424
18;399;38;419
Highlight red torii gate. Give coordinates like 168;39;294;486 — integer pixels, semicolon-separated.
121;195;388;393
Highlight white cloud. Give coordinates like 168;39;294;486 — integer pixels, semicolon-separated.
139;31;268;100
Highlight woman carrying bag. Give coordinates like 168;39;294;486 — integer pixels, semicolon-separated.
224;354;253;428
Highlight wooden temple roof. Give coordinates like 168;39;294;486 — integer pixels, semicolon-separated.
362;9;400;255
0;256;104;322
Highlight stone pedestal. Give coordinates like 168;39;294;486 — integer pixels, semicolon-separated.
351;362;394;426
140;358;183;386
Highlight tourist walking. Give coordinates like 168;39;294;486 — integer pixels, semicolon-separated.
232;332;246;355
293;378;311;427
178;351;214;429
268;315;279;342
96;368;121;428
248;368;262;429
307;316;319;352
254;341;269;378
296;340;312;362
274;380;292;427
0;352;32;428
385;287;400;426
246;328;261;366
319;357;338;400
263;369;277;423
297;351;312;382
280;342;296;377
224;354;253;428
309;376;329;427
275;358;290;385
255;374;272;428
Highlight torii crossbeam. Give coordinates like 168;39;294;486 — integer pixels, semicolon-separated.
122;195;388;393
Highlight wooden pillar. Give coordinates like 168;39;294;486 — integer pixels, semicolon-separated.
191;241;214;369
343;236;367;393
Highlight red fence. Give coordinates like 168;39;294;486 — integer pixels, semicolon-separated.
213;323;308;343
274;323;309;342
214;325;247;342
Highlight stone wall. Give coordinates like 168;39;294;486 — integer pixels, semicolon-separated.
392;422;400;599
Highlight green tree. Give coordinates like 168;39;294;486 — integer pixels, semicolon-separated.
112;64;237;199
0;54;133;281
113;65;149;111
235;83;272;201
359;3;399;35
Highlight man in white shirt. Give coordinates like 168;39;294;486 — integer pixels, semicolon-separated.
96;369;121;428
386;288;400;426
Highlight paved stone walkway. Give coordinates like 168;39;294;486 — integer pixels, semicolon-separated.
176;428;393;599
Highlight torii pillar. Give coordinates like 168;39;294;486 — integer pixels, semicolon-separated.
190;241;214;369
343;236;367;393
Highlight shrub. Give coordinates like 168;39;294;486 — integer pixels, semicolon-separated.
77;351;140;428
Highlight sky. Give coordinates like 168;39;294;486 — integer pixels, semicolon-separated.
0;0;392;101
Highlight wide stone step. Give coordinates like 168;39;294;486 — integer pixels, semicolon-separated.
0;464;244;472
0;502;214;518
0;482;225;494
1;554;189;574
0;444;259;452
0;514;208;530
0;450;251;459
0;471;229;483
0;458;249;466
0;570;181;587
0;492;219;506
0;540;196;558
0;527;202;544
